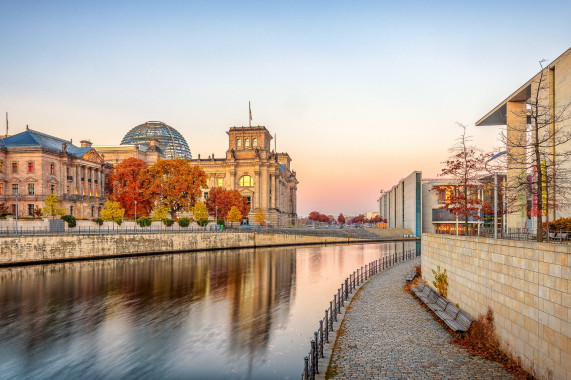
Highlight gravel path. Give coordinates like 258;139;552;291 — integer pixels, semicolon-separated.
328;258;513;379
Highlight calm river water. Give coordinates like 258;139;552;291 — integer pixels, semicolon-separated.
0;241;417;379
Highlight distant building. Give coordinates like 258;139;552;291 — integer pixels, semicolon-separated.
378;171;422;236
380;171;506;236
0;128;109;218
192;126;298;227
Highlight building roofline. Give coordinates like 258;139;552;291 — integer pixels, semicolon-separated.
476;46;571;127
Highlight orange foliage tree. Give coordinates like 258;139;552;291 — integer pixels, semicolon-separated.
205;187;250;221
141;159;207;218
107;157;151;218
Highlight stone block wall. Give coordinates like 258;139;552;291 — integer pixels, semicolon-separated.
422;233;570;380
0;232;349;266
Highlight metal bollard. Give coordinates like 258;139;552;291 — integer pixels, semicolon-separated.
319;320;324;358
314;332;320;373
356;269;360;286
345;278;348;300
330;300;336;324
311;339;317;377
304;356;309;380
340;285;344;307
324;311;329;343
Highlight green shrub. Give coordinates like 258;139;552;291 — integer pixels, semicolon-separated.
163;218;175;227
178;217;191;227
116;218;123;226
93;218;103;226
136;217;152;227
197;219;209;227
61;215;77;228
216;218;225;227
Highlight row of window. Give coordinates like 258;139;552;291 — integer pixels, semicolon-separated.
0;182;99;197
0;161;56;175
12;204;102;217
236;138;258;148
208;175;254;188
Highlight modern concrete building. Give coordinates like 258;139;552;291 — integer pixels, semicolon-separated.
377;171;422;236
477;46;571;229
192;126;298;227
0;128;109;219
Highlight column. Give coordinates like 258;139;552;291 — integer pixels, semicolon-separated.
255;170;261;209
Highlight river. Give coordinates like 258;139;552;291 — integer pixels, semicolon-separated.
0;241;417;379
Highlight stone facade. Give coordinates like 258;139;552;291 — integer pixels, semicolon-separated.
192;126;298;227
0;129;109;219
422;233;571;380
477;47;571;228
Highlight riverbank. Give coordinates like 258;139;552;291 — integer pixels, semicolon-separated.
0;230;418;267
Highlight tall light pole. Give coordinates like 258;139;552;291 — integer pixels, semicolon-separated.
486;151;507;239
134;200;137;231
14;187;18;234
215;205;218;230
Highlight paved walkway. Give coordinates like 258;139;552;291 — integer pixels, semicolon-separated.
328;258;513;379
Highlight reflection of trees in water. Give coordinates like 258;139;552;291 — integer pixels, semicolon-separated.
0;248;297;367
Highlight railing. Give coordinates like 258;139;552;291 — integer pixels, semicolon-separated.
479;227;571;243
300;248;418;380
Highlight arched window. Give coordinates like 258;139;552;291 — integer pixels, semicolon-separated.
239;175;253;187
237;139;242;147
245;138;250;147
252;138;258;147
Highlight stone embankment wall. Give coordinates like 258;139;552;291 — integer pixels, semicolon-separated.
0;232;350;266
422;233;570;380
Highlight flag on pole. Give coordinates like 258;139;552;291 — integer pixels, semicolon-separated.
249;101;252;127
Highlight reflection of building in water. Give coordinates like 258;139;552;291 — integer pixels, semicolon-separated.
225;247;296;356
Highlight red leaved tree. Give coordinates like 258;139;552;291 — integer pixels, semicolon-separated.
337;213;346;225
205;187;250;221
435;123;488;236
141;159;207;218
107;157;151;218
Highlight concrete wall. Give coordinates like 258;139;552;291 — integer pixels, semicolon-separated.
0;232;350;266
422;234;570;380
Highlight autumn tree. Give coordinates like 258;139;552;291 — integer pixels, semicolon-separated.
227;206;243;223
308;211;330;225
435;123;488;236
499;60;571;242
44;193;65;219
205;187;250;220
151;205;168;221
252;208;267;225
100;200;126;227
350;214;367;224
107;157;151;218
141;159;207;218
192;201;210;227
337;213;346;225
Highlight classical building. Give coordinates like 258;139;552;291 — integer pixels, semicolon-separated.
476;46;571;229
192;126;298;226
0;128;109;219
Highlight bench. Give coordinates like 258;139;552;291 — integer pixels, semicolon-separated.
411;282;473;333
405;269;417;282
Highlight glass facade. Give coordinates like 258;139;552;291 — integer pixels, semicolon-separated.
121;121;191;159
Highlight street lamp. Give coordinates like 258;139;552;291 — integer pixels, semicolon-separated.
134;200;137;231
215;205;218;230
14;188;18;234
486;151;507;239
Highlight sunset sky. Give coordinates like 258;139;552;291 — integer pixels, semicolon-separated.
1;1;570;216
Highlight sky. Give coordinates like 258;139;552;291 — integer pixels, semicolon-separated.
1;1;570;216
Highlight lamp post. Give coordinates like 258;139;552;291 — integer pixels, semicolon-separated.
486;151;507;239
134;200;137;231
215;205;218;230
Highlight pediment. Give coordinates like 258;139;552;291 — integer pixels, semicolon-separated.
24;176;38;182
47;176;59;184
8;177;22;183
82;149;105;164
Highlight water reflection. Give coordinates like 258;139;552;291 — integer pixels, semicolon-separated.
0;242;415;379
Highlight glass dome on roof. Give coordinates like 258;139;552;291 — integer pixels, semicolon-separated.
121;121;191;159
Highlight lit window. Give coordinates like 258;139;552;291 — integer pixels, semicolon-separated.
239;175;253;187
11;162;18;174
252;138;257;147
217;178;223;187
237;139;242;147
28;162;34;173
245;138;250;147
0;161;3;172
28;183;34;195
0;183;3;195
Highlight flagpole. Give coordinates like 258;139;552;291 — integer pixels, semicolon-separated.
249;101;252;127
